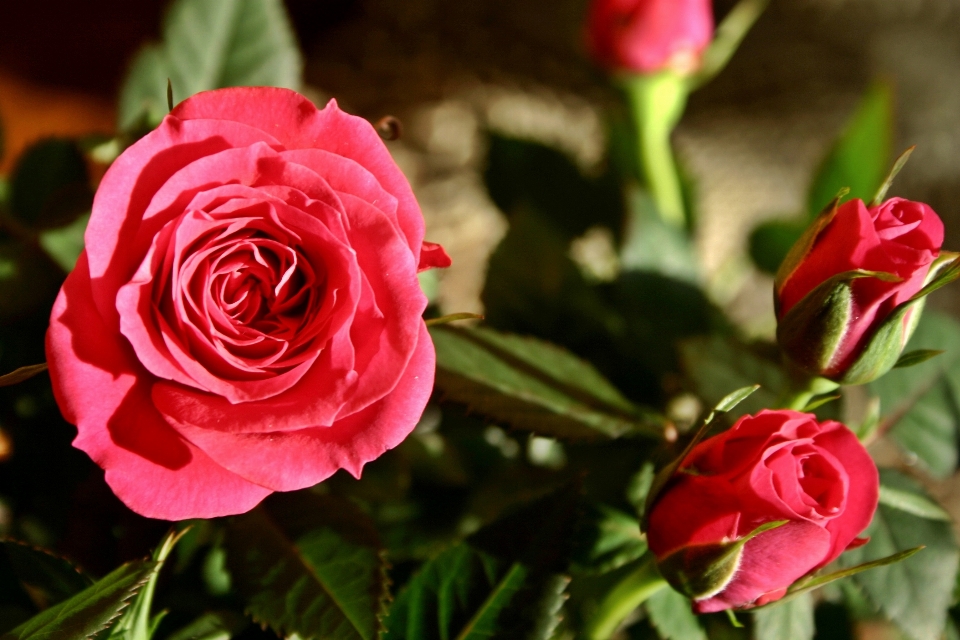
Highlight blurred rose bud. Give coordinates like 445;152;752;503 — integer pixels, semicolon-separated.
586;0;714;74
646;410;878;612
775;197;949;385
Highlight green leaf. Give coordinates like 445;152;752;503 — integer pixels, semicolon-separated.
105;530;184;640
871;146;916;206
38;212;89;272
572;505;647;575
646;586;706;640
778;547;923;602
456;563;528;640
752;592;814;640
879;484;952;521
867;312;960;478
0;364;47;388
748;218;809;276
1;560;158;640
0;541;93;607
894;349;945;369
713;384;761;414
224;492;388;640
166;612;247;640
619;189;698;283
807;81;893;215
385;484;579;640
9;138;91;230
431;325;666;441
679;335;784;419
425;314;484;328
840;470;959;640
118;0;302;132
383;545;508;640
483;135;623;243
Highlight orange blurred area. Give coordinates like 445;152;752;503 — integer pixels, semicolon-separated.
0;68;116;174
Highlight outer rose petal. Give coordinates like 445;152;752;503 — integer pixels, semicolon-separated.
46;254;271;520
646;474;742;558
170;89;425;261
692;521;831;613
168;323;435;491
815;422;879;565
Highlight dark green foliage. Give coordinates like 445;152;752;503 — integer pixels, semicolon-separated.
1;560;158;640
484;135;623;242
224;493;389;640
841;470;960;640
431;324;665;441
9;139;91;231
868;312;960;478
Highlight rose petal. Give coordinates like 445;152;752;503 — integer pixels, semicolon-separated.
85;118;282;330
419;241;453;272
171;90;425;260
692;521;831;613
168;323;435;491
646;473;742;558
46;253;271;520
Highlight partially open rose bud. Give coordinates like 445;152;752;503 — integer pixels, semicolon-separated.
775;197;949;385
586;0;714;75
646;410;878;612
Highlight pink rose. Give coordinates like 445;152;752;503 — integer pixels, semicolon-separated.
586;0;714;74
776;198;943;381
45;87;451;520
647;410;878;612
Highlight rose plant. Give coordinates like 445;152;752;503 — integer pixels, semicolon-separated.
646;409;878;613
45;87;450;520
4;1;960;638
775;196;947;384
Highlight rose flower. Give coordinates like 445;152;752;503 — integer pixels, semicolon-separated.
586;0;714;74
647;410;878;612
46;87;450;520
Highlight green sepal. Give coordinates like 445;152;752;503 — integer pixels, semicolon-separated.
773;193;847;314
894;349;945;370
751;546;923;611
777;270;900;377
837;253;960;385
656;520;788;601
870;146;915;207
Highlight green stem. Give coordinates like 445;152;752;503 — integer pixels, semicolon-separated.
585;555;668;640
622;73;689;229
690;0;771;90
776;374;839;411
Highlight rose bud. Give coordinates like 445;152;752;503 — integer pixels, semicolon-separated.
775;197;949;385
46;87;451;520
586;0;714;75
646;410;878;612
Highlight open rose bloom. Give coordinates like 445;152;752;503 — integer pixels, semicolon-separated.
46;87;450;520
647;410;878;612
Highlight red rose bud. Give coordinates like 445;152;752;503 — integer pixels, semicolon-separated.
586;0;714;74
46;88;451;520
775;197;948;385
646;410;878;612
